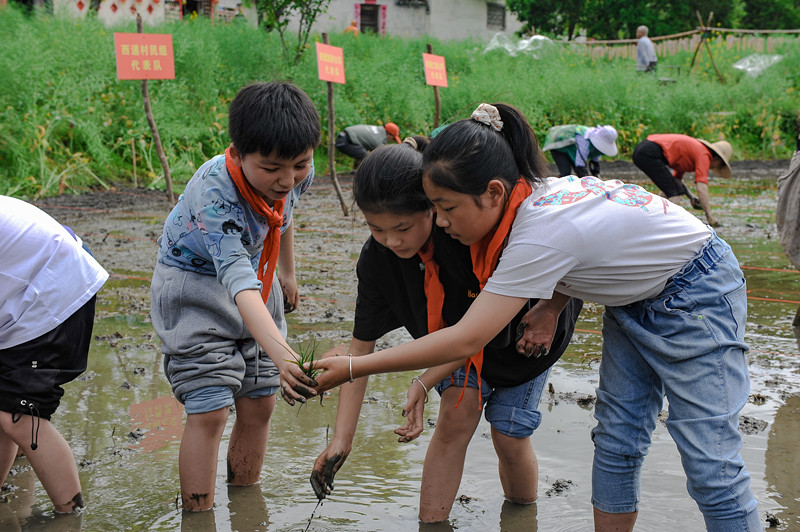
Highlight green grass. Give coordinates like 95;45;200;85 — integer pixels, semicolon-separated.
2;5;799;198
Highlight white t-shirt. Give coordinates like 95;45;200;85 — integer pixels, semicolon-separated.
0;195;109;349
484;176;711;307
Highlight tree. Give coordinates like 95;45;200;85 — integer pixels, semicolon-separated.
254;0;331;66
506;0;586;40
741;0;800;30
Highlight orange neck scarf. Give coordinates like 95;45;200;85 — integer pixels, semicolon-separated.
225;147;286;304
456;178;533;408
419;178;533;409
418;237;446;333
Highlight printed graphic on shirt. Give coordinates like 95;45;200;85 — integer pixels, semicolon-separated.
534;176;668;213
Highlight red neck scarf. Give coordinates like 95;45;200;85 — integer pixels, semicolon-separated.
418;237;446;333
460;178;533;407
225;147;286;304
419;178;533;409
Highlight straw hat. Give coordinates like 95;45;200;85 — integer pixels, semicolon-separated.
585;125;619;156
698;139;732;178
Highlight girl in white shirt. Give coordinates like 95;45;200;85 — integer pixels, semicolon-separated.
313;103;760;531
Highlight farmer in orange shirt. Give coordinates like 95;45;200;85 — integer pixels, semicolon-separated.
633;133;732;227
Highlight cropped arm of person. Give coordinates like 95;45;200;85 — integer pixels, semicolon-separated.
313;291;529;392
694;181;718;227
310;338;375;500
277;220;299;312
234;288;316;403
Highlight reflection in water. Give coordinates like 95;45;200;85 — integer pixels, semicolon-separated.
227;484;270;531
180;506;216;532
418;519;455;532
765;395;800;529
500;499;539;531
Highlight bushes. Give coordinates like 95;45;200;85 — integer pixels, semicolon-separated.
1;5;798;197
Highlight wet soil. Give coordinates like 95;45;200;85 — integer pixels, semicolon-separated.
15;158;800;531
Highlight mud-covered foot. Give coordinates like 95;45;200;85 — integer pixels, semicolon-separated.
54;492;85;514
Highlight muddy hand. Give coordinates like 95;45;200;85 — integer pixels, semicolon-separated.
279;364;318;406
516;322;548;358
310;453;343;501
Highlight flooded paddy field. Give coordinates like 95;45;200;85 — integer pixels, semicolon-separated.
4;159;799;531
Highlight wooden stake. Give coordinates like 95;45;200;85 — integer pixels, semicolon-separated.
427;43;441;129
132;138;137;188
137;15;174;204
690;11;725;84
322;33;349;216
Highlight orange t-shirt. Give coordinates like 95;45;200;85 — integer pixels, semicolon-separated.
647;133;712;184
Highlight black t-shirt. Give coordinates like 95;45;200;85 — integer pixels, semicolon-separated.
352;226;583;388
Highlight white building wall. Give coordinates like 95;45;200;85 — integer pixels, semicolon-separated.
293;1;523;42
51;0;522;41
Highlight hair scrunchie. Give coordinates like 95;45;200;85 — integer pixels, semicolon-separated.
402;136;418;150
471;103;503;132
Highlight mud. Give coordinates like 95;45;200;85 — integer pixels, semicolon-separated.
10;158;799;531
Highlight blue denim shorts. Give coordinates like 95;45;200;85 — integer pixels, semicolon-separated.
435;365;551;438
182;385;280;415
591;233;760;530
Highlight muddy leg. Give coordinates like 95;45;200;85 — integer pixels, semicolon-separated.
491;430;538;504
419;387;481;523
0;414;83;513
226;395;275;486
180;408;229;511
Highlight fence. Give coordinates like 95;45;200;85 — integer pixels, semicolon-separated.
569;28;800;61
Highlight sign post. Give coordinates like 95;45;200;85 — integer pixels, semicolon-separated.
424;45;448;129
114;15;175;203
316;36;349;216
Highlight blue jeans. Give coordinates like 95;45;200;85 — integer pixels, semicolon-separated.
436;366;551;438
182;385;280;415
591;234;761;531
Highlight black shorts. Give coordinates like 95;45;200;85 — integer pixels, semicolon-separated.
0;296;96;419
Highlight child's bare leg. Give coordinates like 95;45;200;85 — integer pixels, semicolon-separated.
227;395;276;486
491;429;538;503
0;428;18;486
180;408;229;512
419;387;481;523
0;412;82;513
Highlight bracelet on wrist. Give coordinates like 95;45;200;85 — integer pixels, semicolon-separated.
412;376;429;403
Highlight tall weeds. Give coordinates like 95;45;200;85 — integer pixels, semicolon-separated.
1;5;798;198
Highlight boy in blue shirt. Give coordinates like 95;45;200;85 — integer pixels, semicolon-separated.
150;81;320;511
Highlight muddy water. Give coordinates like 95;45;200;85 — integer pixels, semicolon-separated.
4;162;799;531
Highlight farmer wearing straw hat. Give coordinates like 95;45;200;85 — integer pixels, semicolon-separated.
542;124;619;178
633;133;732;227
335;123;401;170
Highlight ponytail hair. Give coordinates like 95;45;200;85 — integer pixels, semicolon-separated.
353;139;432;215
423;103;547;196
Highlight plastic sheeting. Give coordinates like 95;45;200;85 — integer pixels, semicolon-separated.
732;53;783;77
777;149;800;269
483;33;554;58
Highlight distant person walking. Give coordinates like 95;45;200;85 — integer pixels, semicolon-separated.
335;123;401;169
633;133;732;227
636;25;658;72
542;124;618;177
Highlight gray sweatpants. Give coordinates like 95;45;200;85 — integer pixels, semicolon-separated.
150;262;286;402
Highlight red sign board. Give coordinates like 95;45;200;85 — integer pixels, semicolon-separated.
423;53;448;87
316;42;346;84
114;33;175;80
129;396;184;452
